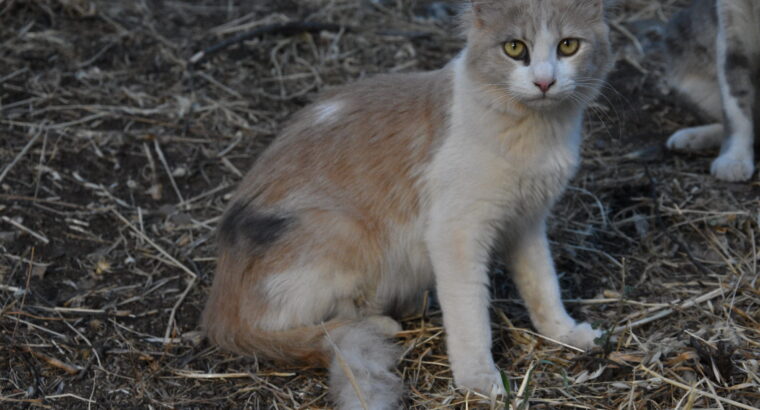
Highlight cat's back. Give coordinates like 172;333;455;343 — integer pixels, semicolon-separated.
664;0;718;75
236;67;453;210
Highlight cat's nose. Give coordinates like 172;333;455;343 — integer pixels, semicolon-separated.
534;80;556;93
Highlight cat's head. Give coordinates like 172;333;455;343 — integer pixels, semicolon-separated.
462;0;613;112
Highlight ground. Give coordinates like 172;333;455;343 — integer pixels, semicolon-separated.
1;0;759;408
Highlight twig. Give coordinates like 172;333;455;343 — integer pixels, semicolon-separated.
172;370;254;379
644;166;714;277
163;276;197;343
43;393;96;404
153;139;185;203
515;361;536;409
1;216;49;244
110;209;198;344
22;346;82;375
613;287;725;334
189;21;348;65
0;129;41;185
639;365;756;410
0;284;27;296
110;210;196;279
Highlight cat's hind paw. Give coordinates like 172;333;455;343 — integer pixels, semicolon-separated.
666;125;723;152
711;152;755;182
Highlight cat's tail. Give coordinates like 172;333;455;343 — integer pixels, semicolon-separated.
203;298;403;409
328;317;404;410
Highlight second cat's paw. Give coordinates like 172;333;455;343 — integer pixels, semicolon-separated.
555;322;601;350
666;126;723;151
453;366;505;397
711;153;755;182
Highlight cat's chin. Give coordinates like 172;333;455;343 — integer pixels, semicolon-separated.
518;96;571;112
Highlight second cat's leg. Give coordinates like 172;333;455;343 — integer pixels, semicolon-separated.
509;217;600;349
666;123;725;151
712;1;757;181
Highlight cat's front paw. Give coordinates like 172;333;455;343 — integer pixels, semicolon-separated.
555;322;601;350
453;366;505;397
711;152;755;182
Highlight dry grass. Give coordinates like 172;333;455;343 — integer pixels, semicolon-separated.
1;0;758;408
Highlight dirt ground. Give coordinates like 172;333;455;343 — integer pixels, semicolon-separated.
1;0;758;408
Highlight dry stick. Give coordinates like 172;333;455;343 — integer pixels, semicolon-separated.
153;139;185;203
0;130;42;184
645;166;714;277
0;284;27;295
1;216;50;244
173;370;251;379
515;361;536;408
21;346;82;375
110;209;197;344
639;365;756;410
613;287;725;334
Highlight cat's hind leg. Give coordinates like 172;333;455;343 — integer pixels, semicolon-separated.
203;206;404;409
509;218;600;350
666;123;725;151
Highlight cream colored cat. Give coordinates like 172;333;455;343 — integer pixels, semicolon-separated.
202;1;613;408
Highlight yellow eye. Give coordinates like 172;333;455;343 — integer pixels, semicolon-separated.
558;38;580;57
503;40;527;60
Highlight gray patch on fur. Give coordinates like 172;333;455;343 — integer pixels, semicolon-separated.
724;51;755;115
219;201;291;248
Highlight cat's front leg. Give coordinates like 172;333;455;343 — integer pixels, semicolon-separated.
427;208;504;395
712;4;756;182
509;217;600;349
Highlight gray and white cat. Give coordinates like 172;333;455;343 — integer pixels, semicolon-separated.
665;0;759;182
201;1;612;408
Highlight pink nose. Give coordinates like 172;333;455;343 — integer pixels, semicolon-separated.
534;80;555;93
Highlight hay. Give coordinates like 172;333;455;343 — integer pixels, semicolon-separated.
1;0;758;408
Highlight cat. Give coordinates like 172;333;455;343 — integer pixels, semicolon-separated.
201;0;612;408
664;0;759;182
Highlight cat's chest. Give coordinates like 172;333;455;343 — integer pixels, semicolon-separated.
430;121;580;216
496;134;579;209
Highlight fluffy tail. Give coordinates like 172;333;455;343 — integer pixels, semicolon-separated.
202;251;403;408
328;317;404;410
204;312;403;409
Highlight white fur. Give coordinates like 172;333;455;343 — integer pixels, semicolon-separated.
421;54;597;394
713;2;756;181
314;101;344;124
509;25;584;106
329;317;403;410
259;265;364;330
667;123;725;151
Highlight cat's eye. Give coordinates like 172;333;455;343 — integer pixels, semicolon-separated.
558;38;581;57
503;40;528;60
